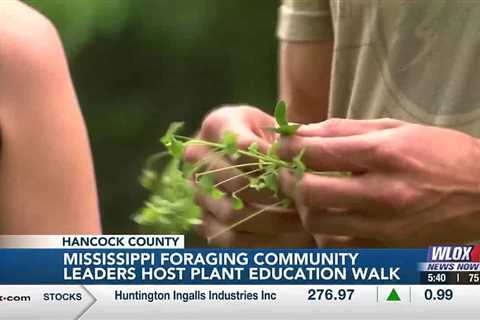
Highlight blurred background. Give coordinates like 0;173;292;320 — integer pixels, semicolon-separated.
27;0;279;237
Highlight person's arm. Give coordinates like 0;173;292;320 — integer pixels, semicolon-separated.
279;41;333;123
278;0;334;124
188;0;336;247
0;0;101;234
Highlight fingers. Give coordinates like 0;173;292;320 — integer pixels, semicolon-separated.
279;169;394;239
279;169;381;210
279;133;382;172
183;142;209;164
195;191;304;235
197;211;315;248
199;106;273;151
279;170;395;240
184;106;279;205
185;107;274;166
297;118;403;138
186;146;277;204
279;118;404;172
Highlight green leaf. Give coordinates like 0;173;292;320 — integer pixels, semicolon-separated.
274;101;288;127
160;122;184;145
232;196;244;210
292;149;306;178
273;101;301;136
181;162;196;179
274;124;301;136
211;188;225;200
280;198;291;208
198;174;214;192
135;157;203;234
229;152;241;161
170;139;185;157
198;174;224;199
187;218;202;225
267;142;279;158
264;172;278;194
249;177;266;191
160;122;185;157
248;142;259;153
222;131;238;155
139;169;157;190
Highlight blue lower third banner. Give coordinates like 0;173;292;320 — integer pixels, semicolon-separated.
0;249;425;285
2;241;480;319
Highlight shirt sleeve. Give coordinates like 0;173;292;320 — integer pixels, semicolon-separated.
277;0;333;41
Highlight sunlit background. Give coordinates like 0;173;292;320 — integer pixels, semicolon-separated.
27;0;279;237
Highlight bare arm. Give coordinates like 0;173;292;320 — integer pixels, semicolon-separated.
279;40;333;124
0;1;101;234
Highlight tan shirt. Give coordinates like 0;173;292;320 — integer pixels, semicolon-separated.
278;0;480;137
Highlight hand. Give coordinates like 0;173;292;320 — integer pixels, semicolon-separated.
279;118;480;247
185;105;315;247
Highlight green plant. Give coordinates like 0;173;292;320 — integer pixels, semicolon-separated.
272;100;301;136
134;101;349;240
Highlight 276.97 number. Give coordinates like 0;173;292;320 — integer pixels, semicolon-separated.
307;288;354;301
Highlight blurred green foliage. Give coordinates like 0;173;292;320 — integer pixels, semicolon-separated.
27;0;278;238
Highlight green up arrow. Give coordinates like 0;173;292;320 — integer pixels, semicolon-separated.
386;288;401;302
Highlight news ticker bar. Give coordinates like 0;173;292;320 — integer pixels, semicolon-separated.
0;285;479;319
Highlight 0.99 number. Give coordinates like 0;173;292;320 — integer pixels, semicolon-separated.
424;288;453;301
307;289;354;301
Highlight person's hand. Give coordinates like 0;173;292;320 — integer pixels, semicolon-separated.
185;106;315;247
279;118;480;247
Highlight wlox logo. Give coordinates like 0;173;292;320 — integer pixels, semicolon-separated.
428;245;480;262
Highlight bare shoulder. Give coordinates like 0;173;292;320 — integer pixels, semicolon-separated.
0;0;71;115
0;0;57;41
0;0;64;77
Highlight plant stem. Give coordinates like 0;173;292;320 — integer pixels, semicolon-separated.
179;136;290;167
207;200;284;242
183;137;353;176
213;168;263;188
232;184;250;197
195;162;267;180
186;150;227;177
